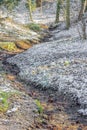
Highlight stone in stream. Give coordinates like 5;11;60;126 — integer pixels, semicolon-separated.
7;39;87;116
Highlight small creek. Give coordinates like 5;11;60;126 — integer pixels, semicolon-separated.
0;26;87;129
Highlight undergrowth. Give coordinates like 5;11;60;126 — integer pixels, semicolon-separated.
35;99;44;114
0;91;19;113
26;23;41;32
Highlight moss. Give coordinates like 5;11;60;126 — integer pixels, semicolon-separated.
0;42;16;51
26;23;41;32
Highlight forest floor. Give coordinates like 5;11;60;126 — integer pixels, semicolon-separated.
0;0;87;130
1;51;87;130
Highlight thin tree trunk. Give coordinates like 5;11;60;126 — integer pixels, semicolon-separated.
81;17;86;39
78;0;85;20
55;0;61;23
41;0;42;14
28;0;33;21
83;0;87;12
66;0;70;29
36;0;41;7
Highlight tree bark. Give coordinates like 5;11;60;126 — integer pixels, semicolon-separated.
55;0;61;23
83;0;87;12
36;0;42;7
28;0;33;21
66;0;70;29
78;0;87;20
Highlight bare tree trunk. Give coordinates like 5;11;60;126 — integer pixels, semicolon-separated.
78;0;87;20
66;0;70;29
81;17;86;39
41;0;43;14
55;0;61;23
28;0;33;21
83;0;87;12
78;0;87;39
36;0;42;7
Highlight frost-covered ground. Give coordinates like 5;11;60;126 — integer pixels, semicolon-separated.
7;37;87;116
1;0;87;129
5;0;87;117
0;65;37;130
0;0;80;24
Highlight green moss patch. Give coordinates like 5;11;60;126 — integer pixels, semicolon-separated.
26;23;41;32
0;42;17;51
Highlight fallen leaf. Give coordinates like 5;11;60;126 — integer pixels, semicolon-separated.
6;74;16;81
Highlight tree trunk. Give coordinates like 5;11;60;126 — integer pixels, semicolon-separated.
78;0;85;20
66;0;70;29
55;0;61;23
28;0;33;21
81;17;86;39
78;0;87;20
36;0;42;7
83;0;87;12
